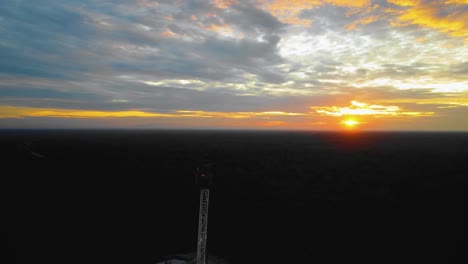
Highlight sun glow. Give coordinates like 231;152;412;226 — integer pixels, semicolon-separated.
312;100;434;117
342;119;360;128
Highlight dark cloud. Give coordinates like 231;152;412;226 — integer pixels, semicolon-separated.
223;2;285;35
0;87;101;100
299;5;353;34
0;1;98;78
448;61;468;75
201;35;282;67
105;30;286;83
0;0;287;85
375;63;431;78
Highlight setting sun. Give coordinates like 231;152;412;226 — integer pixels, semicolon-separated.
342;119;360;128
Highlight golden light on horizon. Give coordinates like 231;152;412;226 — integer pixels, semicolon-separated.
341;119;360;128
311;100;435;117
0;105;305;119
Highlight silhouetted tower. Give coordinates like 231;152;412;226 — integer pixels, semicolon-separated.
195;162;214;264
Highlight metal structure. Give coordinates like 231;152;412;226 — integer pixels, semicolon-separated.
197;188;210;264
195;163;214;264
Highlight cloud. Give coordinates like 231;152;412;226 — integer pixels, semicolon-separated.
0;0;287;84
0;0;467;130
0;87;100;100
0;105;173;119
386;0;468;39
261;0;467;42
0;1;103;78
448;61;468;75
263;0;372;26
0;105;304;119
311;101;435;117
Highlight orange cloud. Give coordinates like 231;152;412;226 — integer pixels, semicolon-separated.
444;0;467;4
212;0;238;9
204;23;234;34
175;110;305;119
265;0;321;26
0;106;305;119
387;0;468;39
262;0;467;39
311;100;435;117
0;106;176;119
326;0;371;7
160;30;177;37
264;0;371;26
345;14;382;30
371;98;468;107
387;0;420;6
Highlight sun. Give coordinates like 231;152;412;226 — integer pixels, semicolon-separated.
341;119;360;128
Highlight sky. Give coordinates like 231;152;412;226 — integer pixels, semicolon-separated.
0;0;467;130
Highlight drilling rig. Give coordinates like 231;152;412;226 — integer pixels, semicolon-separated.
195;162;214;264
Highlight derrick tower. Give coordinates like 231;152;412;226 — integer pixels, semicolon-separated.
195;162;214;264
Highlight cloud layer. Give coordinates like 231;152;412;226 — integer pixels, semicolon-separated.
0;0;467;130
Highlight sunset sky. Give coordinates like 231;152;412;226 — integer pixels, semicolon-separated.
0;0;467;130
